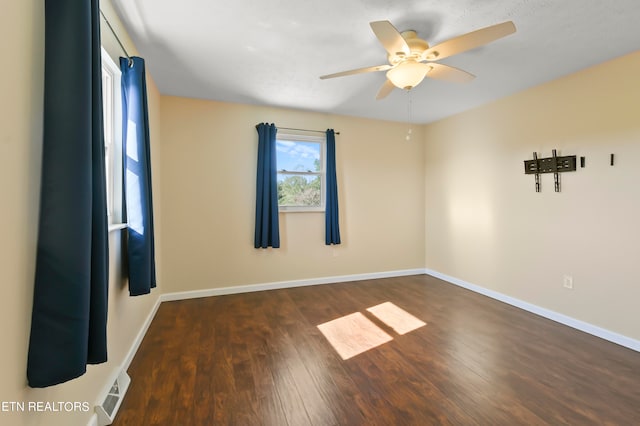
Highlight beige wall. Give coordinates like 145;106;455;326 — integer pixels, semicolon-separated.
0;2;162;425
159;97;425;292
424;51;640;341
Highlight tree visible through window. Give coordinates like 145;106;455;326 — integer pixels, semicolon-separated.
276;134;324;211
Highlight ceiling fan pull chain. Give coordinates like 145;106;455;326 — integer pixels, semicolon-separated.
406;90;413;141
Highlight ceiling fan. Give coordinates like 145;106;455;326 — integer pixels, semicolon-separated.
320;20;516;99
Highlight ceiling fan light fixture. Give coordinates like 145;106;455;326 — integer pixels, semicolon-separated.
386;60;428;90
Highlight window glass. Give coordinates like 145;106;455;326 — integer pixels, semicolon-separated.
276;135;324;211
101;47;124;225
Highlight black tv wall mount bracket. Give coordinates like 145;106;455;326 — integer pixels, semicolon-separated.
524;150;576;192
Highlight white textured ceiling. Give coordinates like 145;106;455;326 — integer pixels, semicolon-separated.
112;0;640;124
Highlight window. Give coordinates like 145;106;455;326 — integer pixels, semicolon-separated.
101;47;124;226
276;133;325;212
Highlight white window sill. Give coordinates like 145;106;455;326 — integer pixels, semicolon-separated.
108;223;128;232
279;207;325;213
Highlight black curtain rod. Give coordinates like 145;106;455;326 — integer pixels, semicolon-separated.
99;9;133;66
279;127;340;135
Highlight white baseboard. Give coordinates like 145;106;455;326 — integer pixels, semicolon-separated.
425;268;640;353
160;268;426;302
89;295;162;426
122;296;162;371
87;413;98;426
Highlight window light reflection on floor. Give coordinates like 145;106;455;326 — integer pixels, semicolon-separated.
367;301;427;335
317;302;427;360
317;312;392;360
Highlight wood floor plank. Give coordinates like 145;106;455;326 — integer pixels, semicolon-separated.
113;275;640;425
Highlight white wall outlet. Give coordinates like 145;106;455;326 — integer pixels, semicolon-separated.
563;275;574;289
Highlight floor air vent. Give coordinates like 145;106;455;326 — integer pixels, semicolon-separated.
95;369;130;425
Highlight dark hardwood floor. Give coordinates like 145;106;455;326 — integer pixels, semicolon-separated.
113;275;640;425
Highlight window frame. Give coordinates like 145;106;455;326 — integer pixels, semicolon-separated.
276;132;326;213
101;47;125;228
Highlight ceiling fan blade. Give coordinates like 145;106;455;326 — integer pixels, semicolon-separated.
422;21;516;61
320;64;392;80
376;79;396;100
370;20;410;57
426;63;475;83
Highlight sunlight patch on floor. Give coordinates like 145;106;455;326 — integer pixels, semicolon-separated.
367;302;427;335
317;312;393;360
317;302;427;360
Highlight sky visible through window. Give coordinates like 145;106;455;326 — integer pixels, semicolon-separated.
276;140;320;172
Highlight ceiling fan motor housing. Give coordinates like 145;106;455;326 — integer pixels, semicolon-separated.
389;30;430;64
